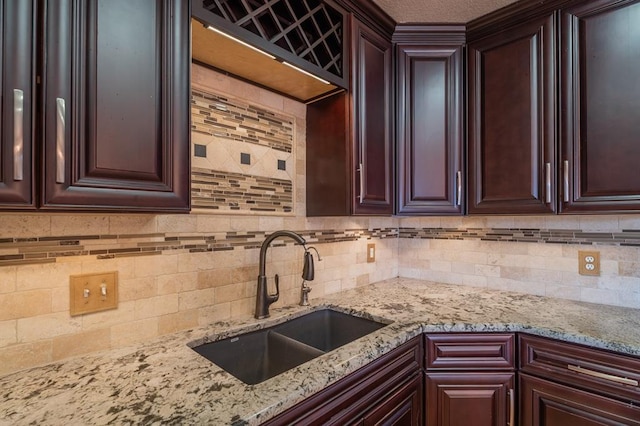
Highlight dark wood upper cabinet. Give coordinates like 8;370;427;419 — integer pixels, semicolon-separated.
395;26;464;215
468;13;557;215
40;0;190;211
351;16;393;215
560;0;640;213
0;0;35;208
306;13;393;216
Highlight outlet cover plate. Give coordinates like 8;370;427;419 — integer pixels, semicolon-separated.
70;271;118;316
578;250;600;276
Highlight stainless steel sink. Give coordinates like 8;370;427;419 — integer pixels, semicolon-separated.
192;309;388;385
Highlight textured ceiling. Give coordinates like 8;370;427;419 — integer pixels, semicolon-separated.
371;0;520;23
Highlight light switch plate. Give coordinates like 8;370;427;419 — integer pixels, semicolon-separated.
578;251;600;276
367;243;376;263
70;271;118;316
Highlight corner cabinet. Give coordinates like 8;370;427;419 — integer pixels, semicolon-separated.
0;0;190;212
560;0;640;213
467;12;556;215
262;336;423;425
395;26;464;215
306;12;393;216
0;0;35;208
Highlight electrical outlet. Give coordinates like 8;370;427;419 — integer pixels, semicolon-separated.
578;251;600;276
70;271;118;316
367;243;376;263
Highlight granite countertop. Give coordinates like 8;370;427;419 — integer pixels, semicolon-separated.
2;278;640;425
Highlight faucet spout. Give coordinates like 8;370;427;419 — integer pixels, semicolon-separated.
255;230;307;319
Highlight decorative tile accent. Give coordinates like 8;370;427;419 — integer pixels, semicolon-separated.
0;228;398;268
191;87;296;214
277;159;286;171
399;227;640;246
194;144;207;158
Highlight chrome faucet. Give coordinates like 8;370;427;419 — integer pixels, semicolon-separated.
255;230;316;319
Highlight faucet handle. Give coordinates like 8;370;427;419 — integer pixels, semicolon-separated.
268;274;280;303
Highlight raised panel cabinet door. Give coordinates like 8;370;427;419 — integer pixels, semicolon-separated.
468;13;556;214
42;0;190;211
396;44;463;215
352;18;393;215
519;373;640;426
560;0;640;213
362;373;422;426
425;372;515;426
0;0;35;208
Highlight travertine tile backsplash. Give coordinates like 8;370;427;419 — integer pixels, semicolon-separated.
1;66;639;376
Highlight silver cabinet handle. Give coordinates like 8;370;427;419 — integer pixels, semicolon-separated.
508;388;515;426
13;89;24;181
563;160;569;202
456;170;462;206
545;162;551;203
568;364;639;387
56;98;66;183
357;162;364;203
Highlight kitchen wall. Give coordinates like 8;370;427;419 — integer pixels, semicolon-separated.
1;65;639;377
0;66;399;376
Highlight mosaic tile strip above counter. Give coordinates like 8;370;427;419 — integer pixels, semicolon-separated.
0;228;398;268
399;227;640;246
191;167;293;213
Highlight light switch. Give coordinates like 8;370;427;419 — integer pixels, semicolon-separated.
70;271;118;316
367;243;376;263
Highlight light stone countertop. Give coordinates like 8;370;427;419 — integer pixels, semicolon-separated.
2;278;640;425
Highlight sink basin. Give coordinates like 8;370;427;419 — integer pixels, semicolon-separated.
192;309;388;385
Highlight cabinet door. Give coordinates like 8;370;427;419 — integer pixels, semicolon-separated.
42;0;190;211
468;14;556;214
520;373;640;426
352;18;393;215
425;372;514;426
560;0;640;213
396;44;463;215
362;374;422;426
0;0;34;208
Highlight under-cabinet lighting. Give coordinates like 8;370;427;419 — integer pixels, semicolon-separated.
282;61;331;85
207;26;276;60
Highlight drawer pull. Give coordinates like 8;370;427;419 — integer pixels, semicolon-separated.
55;97;66;184
544;162;551;203
568;364;639;387
13;89;24;181
508;388;515;426
456;170;462;206
357;162;364;203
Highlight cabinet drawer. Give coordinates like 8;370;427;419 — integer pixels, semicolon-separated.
519;334;640;404
425;333;515;370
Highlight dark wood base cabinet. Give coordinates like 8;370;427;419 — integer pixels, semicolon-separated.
262;336;423;425
519;373;640;426
425;372;514;426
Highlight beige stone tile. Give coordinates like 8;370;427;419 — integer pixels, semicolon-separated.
0;266;17;293
109;215;157;235
545;285;581;301
198;303;231;325
527;243;564;257
0;320;17;347
451;262;476;275
283;97;306;119
177;252;217;273
619;261;640;277
323;279;342;295
195;215;231;233
119;277;157;302
157;215;198;233
157;272;198;295
230;266;256;284
17;312;82;342
134;294;179;320
81;258;135;280
51;286;69;313
462;275;488;288
0;290;52;321
430;260;452;272
82;301;135;331
619;215;640;230
51;215;109;236
230;297;254;318
542;256;577;272
110;318;158;348
421;270;463;285
512;216;546;229
580;287;620;306
0;215;51;239
0;340;52;376
52;328;111;361
17;262;82;291
258;89;284;111
545;216;581;230
198;269;233;289
579;216;620;231
356;274;370;287
475;264;501;277
158;310;199;335
179;288;216;311
134;254;178;278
